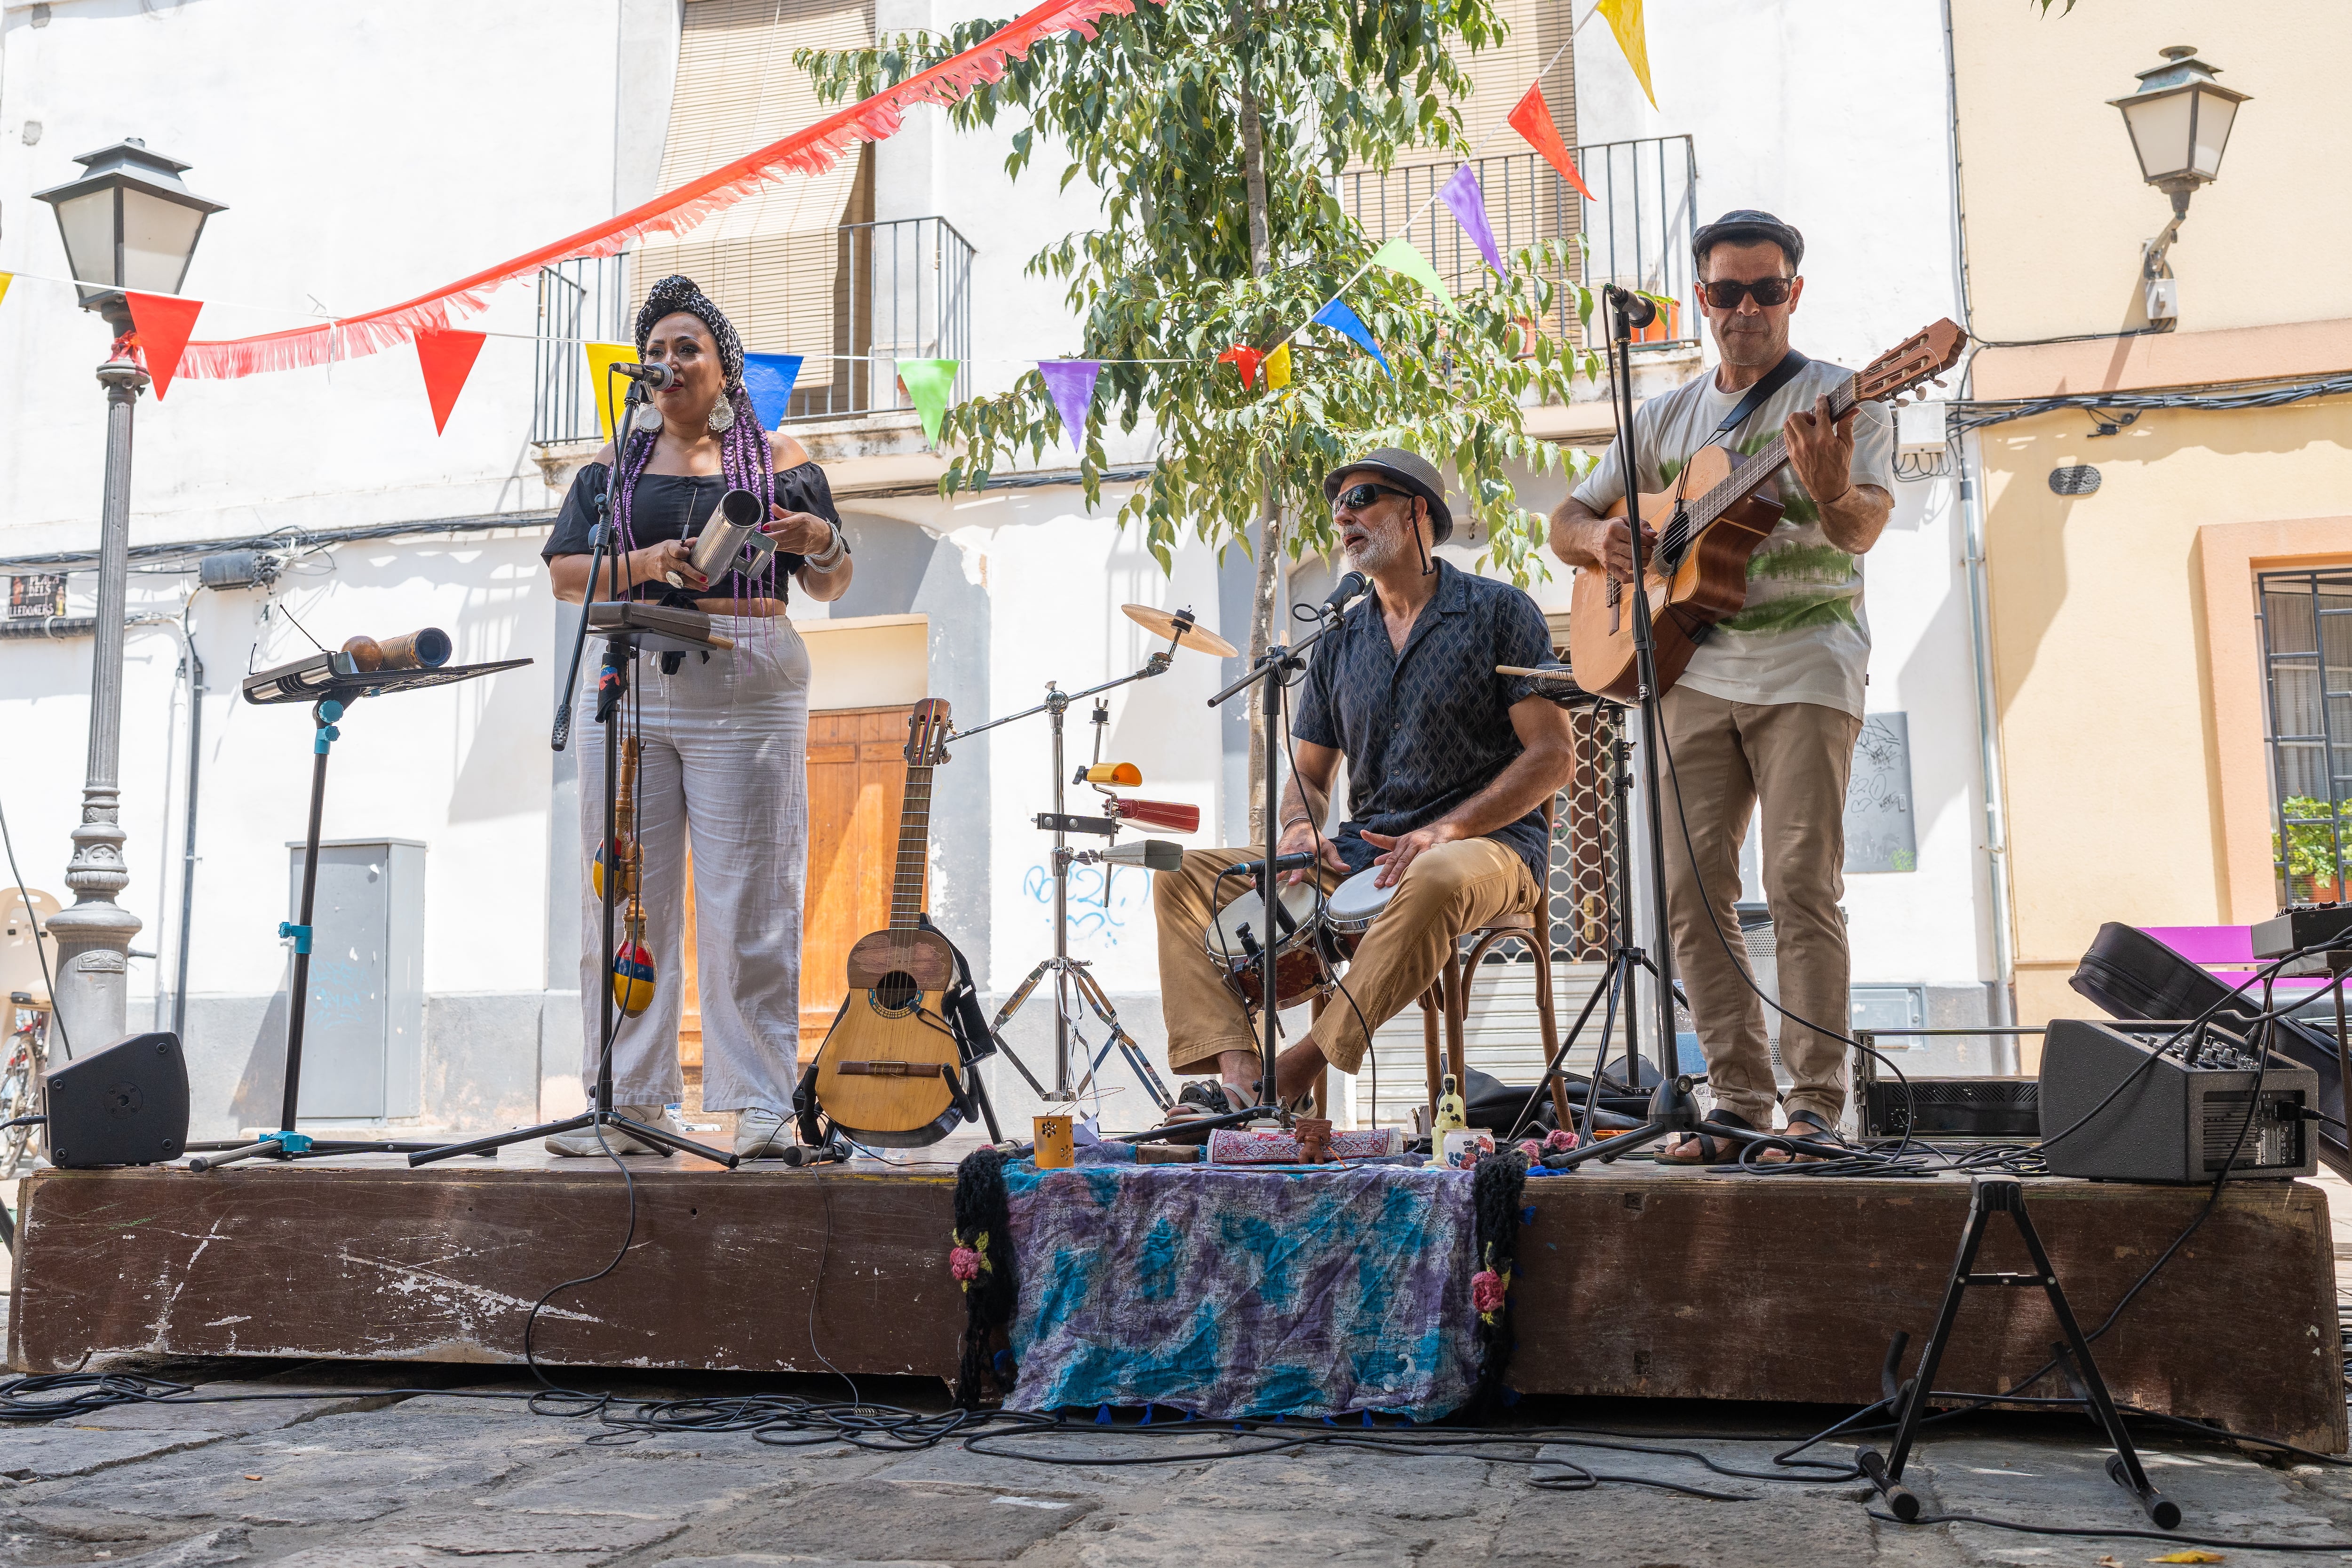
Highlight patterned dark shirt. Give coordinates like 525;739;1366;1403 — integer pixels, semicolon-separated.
1292;560;1561;886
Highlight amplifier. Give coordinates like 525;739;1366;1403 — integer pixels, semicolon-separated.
2040;1017;2317;1183
1859;1076;2039;1141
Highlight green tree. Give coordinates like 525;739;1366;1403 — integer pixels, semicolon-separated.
801;1;1596;835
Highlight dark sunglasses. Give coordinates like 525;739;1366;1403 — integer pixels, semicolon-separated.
1698;276;1795;310
1330;481;1413;516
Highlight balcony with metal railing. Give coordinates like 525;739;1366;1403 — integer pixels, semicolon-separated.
531;215;975;448
1338;134;1700;364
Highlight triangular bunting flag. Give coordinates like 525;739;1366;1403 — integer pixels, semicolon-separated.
1370;237;1451;308
1509;86;1596;203
1596;0;1657;109
1265;342;1292;390
0;273;12;310
1216;344;1264;390
124;293;204;400
898;358;960;445
742;353;804;430
1037;359;1101;447
1311;298;1391;379
415;329;488;435
1439;166;1507;275
584;342;641;444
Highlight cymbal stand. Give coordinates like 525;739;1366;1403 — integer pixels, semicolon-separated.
955;622;1199;1112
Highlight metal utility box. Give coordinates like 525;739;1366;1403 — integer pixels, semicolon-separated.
285;839;425;1121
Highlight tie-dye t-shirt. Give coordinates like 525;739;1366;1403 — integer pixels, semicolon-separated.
1571;356;1895;717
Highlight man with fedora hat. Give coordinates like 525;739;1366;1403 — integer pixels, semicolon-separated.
1549;208;1895;1163
1153;447;1577;1117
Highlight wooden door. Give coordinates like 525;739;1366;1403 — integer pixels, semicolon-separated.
680;704;917;1069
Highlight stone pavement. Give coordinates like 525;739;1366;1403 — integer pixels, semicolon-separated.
0;1359;2350;1568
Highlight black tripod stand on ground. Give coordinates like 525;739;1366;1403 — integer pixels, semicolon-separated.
1858;1175;2181;1531
411;374;735;1171
190;646;531;1170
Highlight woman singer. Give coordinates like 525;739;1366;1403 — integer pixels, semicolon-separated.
541;274;853;1161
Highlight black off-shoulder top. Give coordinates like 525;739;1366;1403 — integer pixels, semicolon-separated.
541;459;846;605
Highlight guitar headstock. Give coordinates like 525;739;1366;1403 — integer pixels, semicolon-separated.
906;697;953;767
1853;318;1968;406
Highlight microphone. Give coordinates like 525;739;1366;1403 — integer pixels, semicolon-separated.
1224;851;1319;878
1322;570;1369;619
608;360;680;390
1604;285;1658;330
1093;839;1185;872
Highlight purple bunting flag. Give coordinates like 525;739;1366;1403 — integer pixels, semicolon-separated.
1038;359;1101;448
1440;165;1505;275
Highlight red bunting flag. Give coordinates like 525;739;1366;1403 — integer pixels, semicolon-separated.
1216;345;1264;390
1508;86;1595;203
415;329;489;435
123;293;204;400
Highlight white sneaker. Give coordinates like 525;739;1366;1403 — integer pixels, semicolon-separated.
734;1107;796;1161
544;1105;686;1157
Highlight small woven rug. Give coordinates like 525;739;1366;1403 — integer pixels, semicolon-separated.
1001;1162;1478;1421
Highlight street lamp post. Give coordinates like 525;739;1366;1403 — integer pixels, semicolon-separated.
32;141;224;1047
2107;46;2250;321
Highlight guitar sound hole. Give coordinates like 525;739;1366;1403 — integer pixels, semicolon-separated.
871;971;920;1015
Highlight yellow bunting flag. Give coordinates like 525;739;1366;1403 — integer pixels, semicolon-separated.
583;342;641;444
1370;237;1451;309
1265;342;1292;390
1596;0;1657;108
0;273;11;310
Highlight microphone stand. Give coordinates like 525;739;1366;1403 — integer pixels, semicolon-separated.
1546;286;1760;1171
411;374;737;1170
1205;601;1351;1124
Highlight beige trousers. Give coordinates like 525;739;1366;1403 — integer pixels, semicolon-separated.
1154;838;1539;1077
1659;686;1862;1130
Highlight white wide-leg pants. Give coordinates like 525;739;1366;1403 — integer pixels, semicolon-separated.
572;616;811;1114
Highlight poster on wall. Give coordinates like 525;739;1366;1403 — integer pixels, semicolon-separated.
1845;712;1917;873
8;574;64;619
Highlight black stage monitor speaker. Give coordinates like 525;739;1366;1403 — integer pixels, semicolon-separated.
2040;1018;2317;1184
47;1031;189;1168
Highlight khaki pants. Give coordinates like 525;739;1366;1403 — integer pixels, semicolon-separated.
1658;687;1861;1131
1154;838;1539;1077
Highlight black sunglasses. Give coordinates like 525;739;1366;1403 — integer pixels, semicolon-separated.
1698;276;1795;309
1330;481;1414;516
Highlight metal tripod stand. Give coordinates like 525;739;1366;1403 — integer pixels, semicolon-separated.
958;633;1201;1114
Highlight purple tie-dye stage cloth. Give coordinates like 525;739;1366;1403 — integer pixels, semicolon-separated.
1001;1162;1479;1421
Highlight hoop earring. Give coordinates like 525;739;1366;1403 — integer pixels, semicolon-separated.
707;392;736;435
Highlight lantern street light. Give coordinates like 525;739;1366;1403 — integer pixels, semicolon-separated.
32;140;225;1049
2107;46;2249;322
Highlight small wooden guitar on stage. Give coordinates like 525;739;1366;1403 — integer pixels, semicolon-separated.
805;698;967;1146
1564;319;1967;700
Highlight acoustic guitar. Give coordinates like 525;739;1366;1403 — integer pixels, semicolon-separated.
1564;319;1968;700
806;698;966;1146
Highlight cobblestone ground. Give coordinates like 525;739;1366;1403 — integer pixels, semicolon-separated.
1;1359;2350;1568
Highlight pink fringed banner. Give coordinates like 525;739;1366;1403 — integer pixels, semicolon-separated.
179;0;1142;381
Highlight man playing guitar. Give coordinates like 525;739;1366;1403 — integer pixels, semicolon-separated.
1548;209;1895;1162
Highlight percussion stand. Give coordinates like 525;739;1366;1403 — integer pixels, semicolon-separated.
190;657;533;1169
1206;610;1347;1125
956;636;1186;1112
409;378;737;1170
1545;286;1759;1171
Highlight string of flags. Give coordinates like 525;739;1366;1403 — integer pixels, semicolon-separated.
0;0;1647;446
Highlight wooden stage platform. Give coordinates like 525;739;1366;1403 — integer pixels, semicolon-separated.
12;1147;2344;1452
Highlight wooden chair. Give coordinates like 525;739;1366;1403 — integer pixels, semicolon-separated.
1418;796;1569;1131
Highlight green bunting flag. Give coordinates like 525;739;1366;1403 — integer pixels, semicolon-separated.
1370;237;1451;309
898;358;961;445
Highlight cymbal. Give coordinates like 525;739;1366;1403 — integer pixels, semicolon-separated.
1122;603;1239;659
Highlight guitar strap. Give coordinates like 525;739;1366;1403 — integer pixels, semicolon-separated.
1702;348;1811;450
